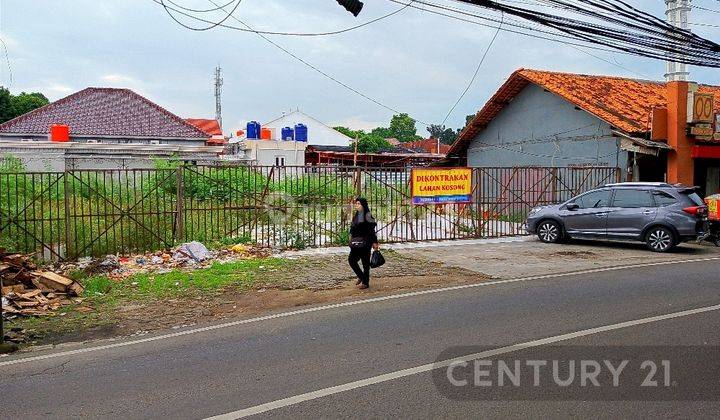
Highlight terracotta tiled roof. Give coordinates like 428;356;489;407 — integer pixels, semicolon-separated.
449;69;720;156
0;87;209;139
185;118;223;136
403;138;451;154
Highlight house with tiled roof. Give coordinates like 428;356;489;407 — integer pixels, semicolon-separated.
0;87;211;145
185;118;223;137
449;69;720;193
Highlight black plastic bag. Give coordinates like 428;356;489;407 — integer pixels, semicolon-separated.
370;249;385;268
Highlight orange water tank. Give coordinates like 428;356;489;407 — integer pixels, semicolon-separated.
260;127;272;140
50;124;70;142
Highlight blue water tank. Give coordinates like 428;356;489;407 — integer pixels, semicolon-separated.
281;127;294;141
294;124;308;142
246;121;261;139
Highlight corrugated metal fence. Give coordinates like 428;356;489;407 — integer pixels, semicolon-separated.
0;165;619;260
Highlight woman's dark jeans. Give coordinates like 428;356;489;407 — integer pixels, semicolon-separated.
348;247;371;286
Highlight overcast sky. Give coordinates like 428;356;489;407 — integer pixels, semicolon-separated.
1;0;720;134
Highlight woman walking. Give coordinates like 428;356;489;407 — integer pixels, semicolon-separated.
348;197;379;289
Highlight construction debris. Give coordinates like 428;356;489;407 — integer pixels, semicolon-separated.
1;251;85;317
173;241;211;263
53;242;273;281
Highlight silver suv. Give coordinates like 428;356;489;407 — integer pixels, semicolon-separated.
525;182;707;252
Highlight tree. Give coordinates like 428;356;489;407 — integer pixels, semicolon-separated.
0;89;49;123
10;92;49;117
388;113;420;142
426;124;459;145
370;126;392;139
0;87;12;123
333;126;364;140
354;133;391;153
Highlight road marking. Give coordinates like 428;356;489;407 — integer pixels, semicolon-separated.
1;255;719;367
205;302;720;419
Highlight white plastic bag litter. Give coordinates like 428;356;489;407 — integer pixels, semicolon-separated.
172;241;211;263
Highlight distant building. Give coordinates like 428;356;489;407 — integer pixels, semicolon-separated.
0;87;210;146
0;87;224;170
305;145;444;168
403;138;451;155
227;139;307;167
185;118;223;137
264;110;352;147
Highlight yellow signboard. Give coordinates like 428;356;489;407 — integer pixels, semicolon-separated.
692;93;714;123
411;167;472;205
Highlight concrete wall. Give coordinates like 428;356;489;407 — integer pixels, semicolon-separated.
0;134;207;147
0;142;225;171
466;84;628;171
264;111;352;147
244;140;307;166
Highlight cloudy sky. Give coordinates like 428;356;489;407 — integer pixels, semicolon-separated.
2;0;720;134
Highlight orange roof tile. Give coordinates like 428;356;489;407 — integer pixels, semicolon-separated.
450;69;720;156
185;118;223;136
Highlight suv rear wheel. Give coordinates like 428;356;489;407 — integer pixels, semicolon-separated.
537;220;562;243
645;226;675;252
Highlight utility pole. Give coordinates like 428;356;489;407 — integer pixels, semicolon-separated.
665;0;691;81
214;66;223;129
353;133;359;166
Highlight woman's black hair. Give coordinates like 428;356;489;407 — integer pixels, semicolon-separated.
355;197;371;214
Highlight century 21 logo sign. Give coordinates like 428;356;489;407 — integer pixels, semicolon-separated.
692;93;715;123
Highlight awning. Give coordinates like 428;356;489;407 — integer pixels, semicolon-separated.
692;145;720;159
613;130;673;156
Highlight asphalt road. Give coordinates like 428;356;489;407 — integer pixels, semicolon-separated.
2;257;720;419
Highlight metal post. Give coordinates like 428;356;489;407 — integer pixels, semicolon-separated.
175;165;185;243
1;276;4;344
63;171;72;260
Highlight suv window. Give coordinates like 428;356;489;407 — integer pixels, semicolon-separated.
612;189;655;208
573;189;611;209
653;191;677;206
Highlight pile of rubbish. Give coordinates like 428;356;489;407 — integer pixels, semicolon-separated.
57;241;273;280
1;250;85;317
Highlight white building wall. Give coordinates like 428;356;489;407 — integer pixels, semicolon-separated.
264;110;352;147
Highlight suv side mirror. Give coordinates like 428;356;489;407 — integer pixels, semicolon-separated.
566;203;579;211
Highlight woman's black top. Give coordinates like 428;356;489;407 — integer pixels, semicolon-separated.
350;212;378;247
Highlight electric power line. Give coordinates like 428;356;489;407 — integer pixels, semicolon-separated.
441;12;504;126
159;0;244;31
154;0;414;37
0;37;12;87
204;0;432;126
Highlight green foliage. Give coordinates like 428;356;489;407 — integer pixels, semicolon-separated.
355;133;391;153
0;87;12;123
82;258;287;299
389;113;421;142
426;124;460;145
333;126;364;139
273;174;353;204
370;127;392;138
11;92;49;117
0;88;50;123
331;226;350;246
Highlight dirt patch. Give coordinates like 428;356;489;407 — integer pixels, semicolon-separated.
113;272;490;336
548;250;598;259
7;252;489;347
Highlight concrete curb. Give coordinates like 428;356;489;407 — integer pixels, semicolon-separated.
278;235;532;257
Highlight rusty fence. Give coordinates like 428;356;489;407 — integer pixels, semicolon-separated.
0;165;620;260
